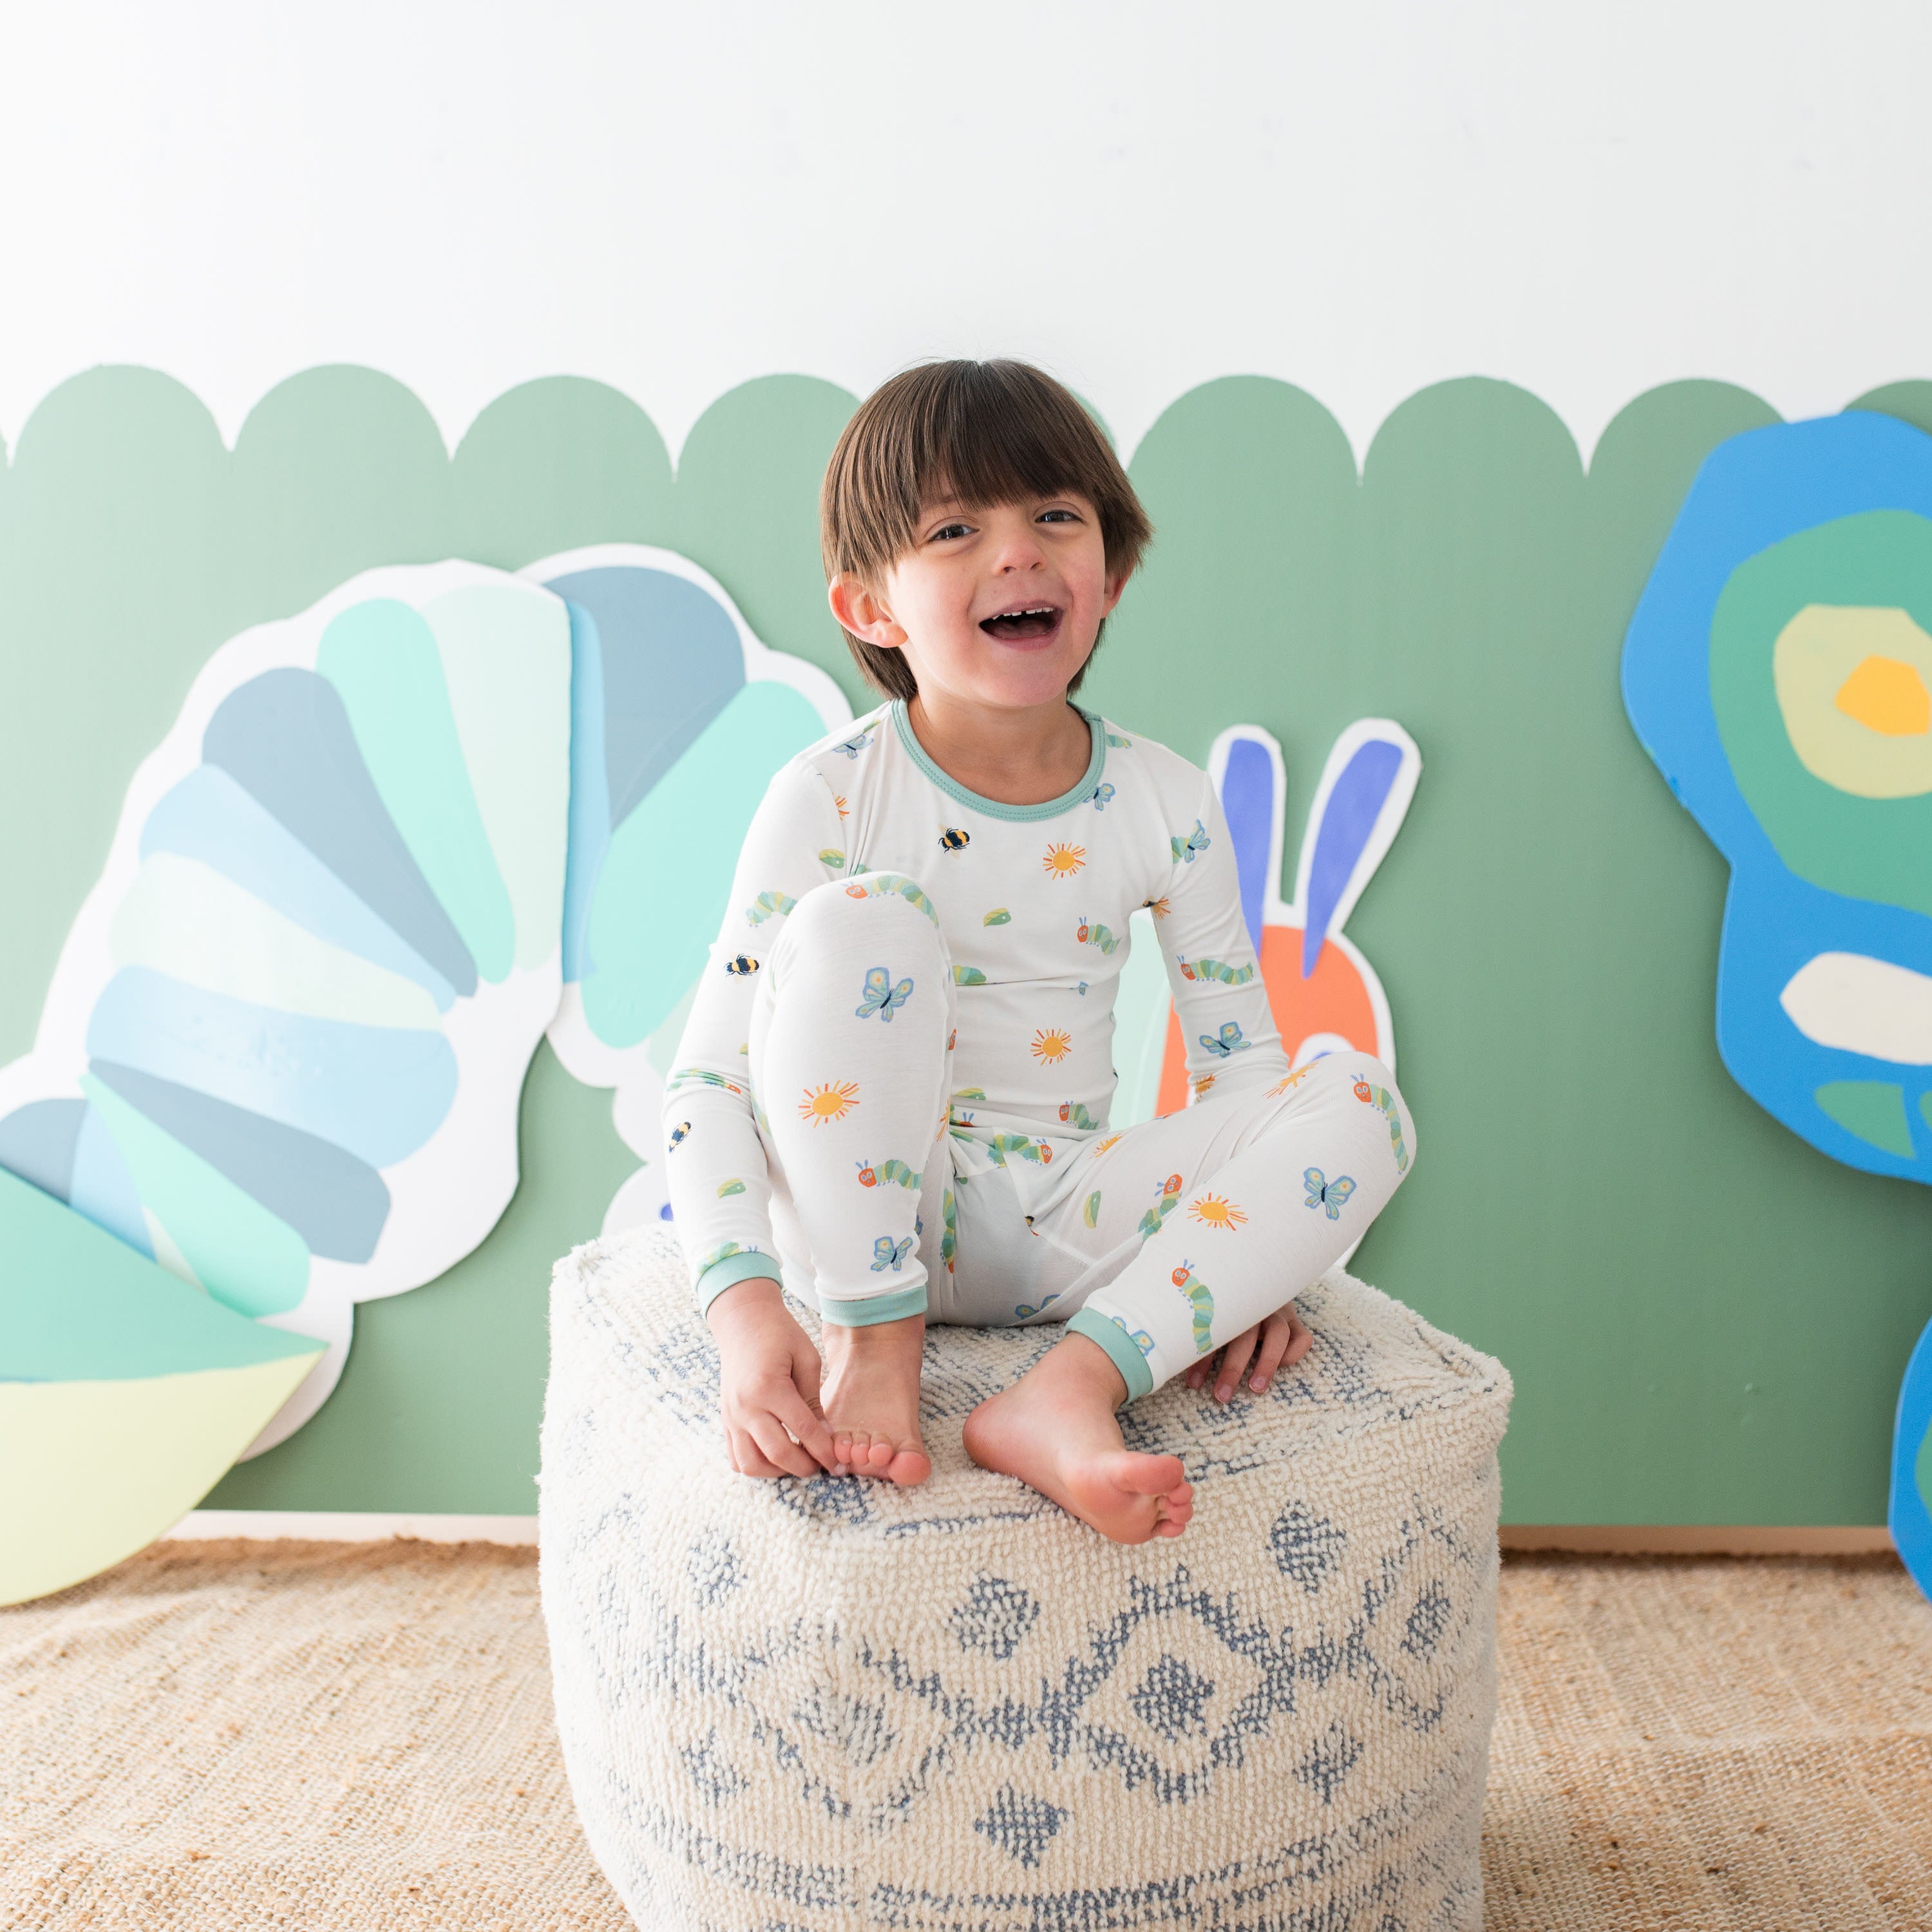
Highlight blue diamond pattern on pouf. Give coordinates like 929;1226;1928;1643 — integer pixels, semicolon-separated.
540;1230;1511;1930
974;1785;1068;1866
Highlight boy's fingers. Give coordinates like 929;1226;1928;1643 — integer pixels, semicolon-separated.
748;1412;820;1480
772;1386;838;1468
730;1427;782;1479
793;1343;827;1417
1216;1327;1258;1400
1282;1311;1314;1367
1250;1315;1294;1390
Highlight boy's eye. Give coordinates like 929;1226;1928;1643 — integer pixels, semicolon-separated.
929;522;973;543
1037;507;1080;524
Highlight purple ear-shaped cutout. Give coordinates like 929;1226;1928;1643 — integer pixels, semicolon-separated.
1219;735;1276;957
1302;739;1405;979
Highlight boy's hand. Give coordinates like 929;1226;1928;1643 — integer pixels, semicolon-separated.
1184;1303;1312;1404
706;1276;838;1478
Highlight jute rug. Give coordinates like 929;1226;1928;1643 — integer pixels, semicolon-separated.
2;1542;1927;1930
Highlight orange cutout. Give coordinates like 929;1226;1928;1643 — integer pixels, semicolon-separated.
1835;654;1931;737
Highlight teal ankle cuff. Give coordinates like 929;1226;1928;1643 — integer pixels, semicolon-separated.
1066;1307;1156;1404
818;1283;929;1327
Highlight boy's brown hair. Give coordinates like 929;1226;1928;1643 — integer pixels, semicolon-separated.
820;359;1153;700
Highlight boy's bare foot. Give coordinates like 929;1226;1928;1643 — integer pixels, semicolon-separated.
820;1315;932;1486
963;1334;1193;1543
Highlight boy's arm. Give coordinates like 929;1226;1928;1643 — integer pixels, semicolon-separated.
663;760;848;1314
1153;773;1291;1098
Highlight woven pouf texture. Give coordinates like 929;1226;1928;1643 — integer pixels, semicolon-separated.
539;1229;1513;1932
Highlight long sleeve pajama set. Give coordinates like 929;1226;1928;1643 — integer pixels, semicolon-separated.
663;699;1416;1402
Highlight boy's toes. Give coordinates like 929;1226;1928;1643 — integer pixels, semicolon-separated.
884;1441;932;1487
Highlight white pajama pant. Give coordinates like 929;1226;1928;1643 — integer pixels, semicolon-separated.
745;874;1416;1402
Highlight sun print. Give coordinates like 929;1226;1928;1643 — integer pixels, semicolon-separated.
1030;1028;1072;1064
799;1080;860;1125
1041;842;1086;878
1188;1192;1247;1230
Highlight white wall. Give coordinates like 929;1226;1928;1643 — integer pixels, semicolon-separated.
4;1;1929;464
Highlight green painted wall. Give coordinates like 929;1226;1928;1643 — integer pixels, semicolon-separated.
2;366;1927;1523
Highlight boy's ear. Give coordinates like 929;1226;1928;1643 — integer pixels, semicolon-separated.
828;573;907;650
1101;560;1135;620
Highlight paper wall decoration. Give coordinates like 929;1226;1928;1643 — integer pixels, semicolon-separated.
526;546;851;1237
1111;720;1420;1128
0;562;574;1453
1621;410;1932;1598
0;1165;323;1605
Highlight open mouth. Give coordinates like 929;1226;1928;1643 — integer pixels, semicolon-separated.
979;603;1063;643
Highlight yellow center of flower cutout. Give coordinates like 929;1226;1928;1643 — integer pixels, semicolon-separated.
799;1081;859;1124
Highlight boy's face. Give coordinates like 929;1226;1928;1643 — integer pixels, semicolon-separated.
833;491;1124;714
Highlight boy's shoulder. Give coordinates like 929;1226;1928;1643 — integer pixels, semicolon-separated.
777;700;895;783
1088;714;1212;806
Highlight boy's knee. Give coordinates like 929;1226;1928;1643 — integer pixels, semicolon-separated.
776;873;949;966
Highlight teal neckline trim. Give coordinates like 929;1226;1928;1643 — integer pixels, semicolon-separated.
889;700;1107;822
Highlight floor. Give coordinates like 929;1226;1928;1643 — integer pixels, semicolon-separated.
3;1541;1928;1929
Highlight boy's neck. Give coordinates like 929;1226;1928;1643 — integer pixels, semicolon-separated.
903;688;1094;808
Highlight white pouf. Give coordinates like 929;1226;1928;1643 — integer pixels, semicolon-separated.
540;1230;1511;1932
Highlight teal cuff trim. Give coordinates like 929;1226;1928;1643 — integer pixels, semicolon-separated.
696;1250;784;1314
1067;1307;1156;1404
891;699;1107;820
817;1282;929;1326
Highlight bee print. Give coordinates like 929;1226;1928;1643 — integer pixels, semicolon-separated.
1058;1101;1098;1130
818;848;846;867
871;1234;914;1273
1075;916;1120;955
1198;1021;1251;1058
1303;1167;1357;1219
746;890;798;926
1090;782;1116;811
835;728;876;759
941;1186;957;1273
983;907;1012;925
1352;1075;1412;1173
1015;1291;1061;1320
1110;1313;1157;1359
1170;820;1211;864
725;954;760;976
1171;1261;1216;1354
1041;841;1087;879
668;1121;692;1151
1083;1190;1103;1228
953;964;989;985
717;1179;746;1198
939;826;971;852
1138;1171;1186;1240
857;965;915;1021
1188;1191;1247;1229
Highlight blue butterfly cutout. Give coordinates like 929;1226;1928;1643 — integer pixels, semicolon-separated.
871;1234;913;1272
1303;1166;1356;1219
1198;1021;1250;1057
856;965;914;1022
835;728;875;759
1090;782;1115;811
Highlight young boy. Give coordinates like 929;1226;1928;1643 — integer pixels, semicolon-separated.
665;360;1415;1544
